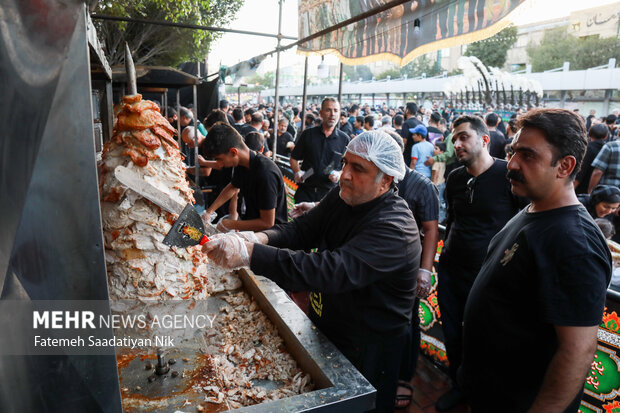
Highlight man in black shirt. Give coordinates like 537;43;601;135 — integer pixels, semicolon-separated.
436;115;522;411
462;109;612;412
239;112;271;154
394;114;405;139
395;166;439;408
200;123;287;231
231;107;245;133
485;112;507;159
574;123;607;194
290;97;350;203
402;102;422;162
426;111;445;144
339;112;354;139
275;117;295;157
204;131;420;413
219;99;235;125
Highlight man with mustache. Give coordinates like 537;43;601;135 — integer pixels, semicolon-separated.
290;97;350;203
204;131;421;413
435;115;523;411
461;109;612;412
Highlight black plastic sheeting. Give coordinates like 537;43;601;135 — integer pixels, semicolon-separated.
0;1;121;411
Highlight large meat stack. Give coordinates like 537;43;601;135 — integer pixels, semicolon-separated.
100;94;212;300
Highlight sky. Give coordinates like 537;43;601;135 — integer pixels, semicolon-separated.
207;0;620;74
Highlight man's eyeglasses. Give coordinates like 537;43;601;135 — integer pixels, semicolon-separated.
466;177;476;205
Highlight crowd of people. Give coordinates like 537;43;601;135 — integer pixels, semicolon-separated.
163;96;616;412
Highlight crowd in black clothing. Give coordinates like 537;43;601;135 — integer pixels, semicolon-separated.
163;97;618;412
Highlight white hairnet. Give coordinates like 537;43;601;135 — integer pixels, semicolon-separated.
346;130;406;182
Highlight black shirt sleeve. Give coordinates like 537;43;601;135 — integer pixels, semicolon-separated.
252;219;414;294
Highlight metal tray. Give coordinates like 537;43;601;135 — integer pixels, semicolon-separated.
116;267;375;412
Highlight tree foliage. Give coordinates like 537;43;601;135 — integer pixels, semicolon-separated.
375;68;401;80
527;27;620;72
94;0;243;67
245;72;275;88
400;54;440;78
464;25;518;68
343;65;374;81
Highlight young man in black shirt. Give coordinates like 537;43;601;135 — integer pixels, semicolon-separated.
339;111;355;139
426;111;445;144
436;115;523;411
461;109;612;412
290;97;350;203
485;112;507;159
402;102;422;162
200;123;287;232
574;123;608;194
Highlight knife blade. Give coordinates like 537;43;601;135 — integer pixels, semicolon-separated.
113;165;210;247
114;165;186;215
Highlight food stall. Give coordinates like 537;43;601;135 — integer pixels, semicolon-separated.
0;1;374;411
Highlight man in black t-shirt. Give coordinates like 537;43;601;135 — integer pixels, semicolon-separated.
290;97;350;203
574;123;608;194
402;102;422;163
435;115;522;411
462;109;612;412
485;112;507;159
339;112;354;139
231;107;245;133
426;111;445;145
201;123;287;232
219;99;235;125
275;117;295;157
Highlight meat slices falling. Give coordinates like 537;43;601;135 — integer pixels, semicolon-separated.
100;94;209;300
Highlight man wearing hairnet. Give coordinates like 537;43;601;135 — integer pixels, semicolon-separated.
204;131;421;412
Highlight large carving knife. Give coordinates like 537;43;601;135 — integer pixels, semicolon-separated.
114;165;210;247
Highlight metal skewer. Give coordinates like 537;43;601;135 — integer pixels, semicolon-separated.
124;42;137;95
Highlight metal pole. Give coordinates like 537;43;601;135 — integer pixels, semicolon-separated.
337;62;344;104
300;56;309;134
194;62;200;188
91;14;297;40
272;0;283;161
238;86;241;106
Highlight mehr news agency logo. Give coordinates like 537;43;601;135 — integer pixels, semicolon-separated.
32;310;217;349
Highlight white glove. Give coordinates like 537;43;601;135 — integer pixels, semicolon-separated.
294;170;305;183
328;170;341;183
202;233;250;270
237;231;260;243
416;269;432;298
216;220;232;233
201;210;217;225
215;214;233;232
290;202;316;219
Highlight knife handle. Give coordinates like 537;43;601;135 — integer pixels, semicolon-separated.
199;235;210;245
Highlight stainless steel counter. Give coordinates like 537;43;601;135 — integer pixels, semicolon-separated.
116;267;375;412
